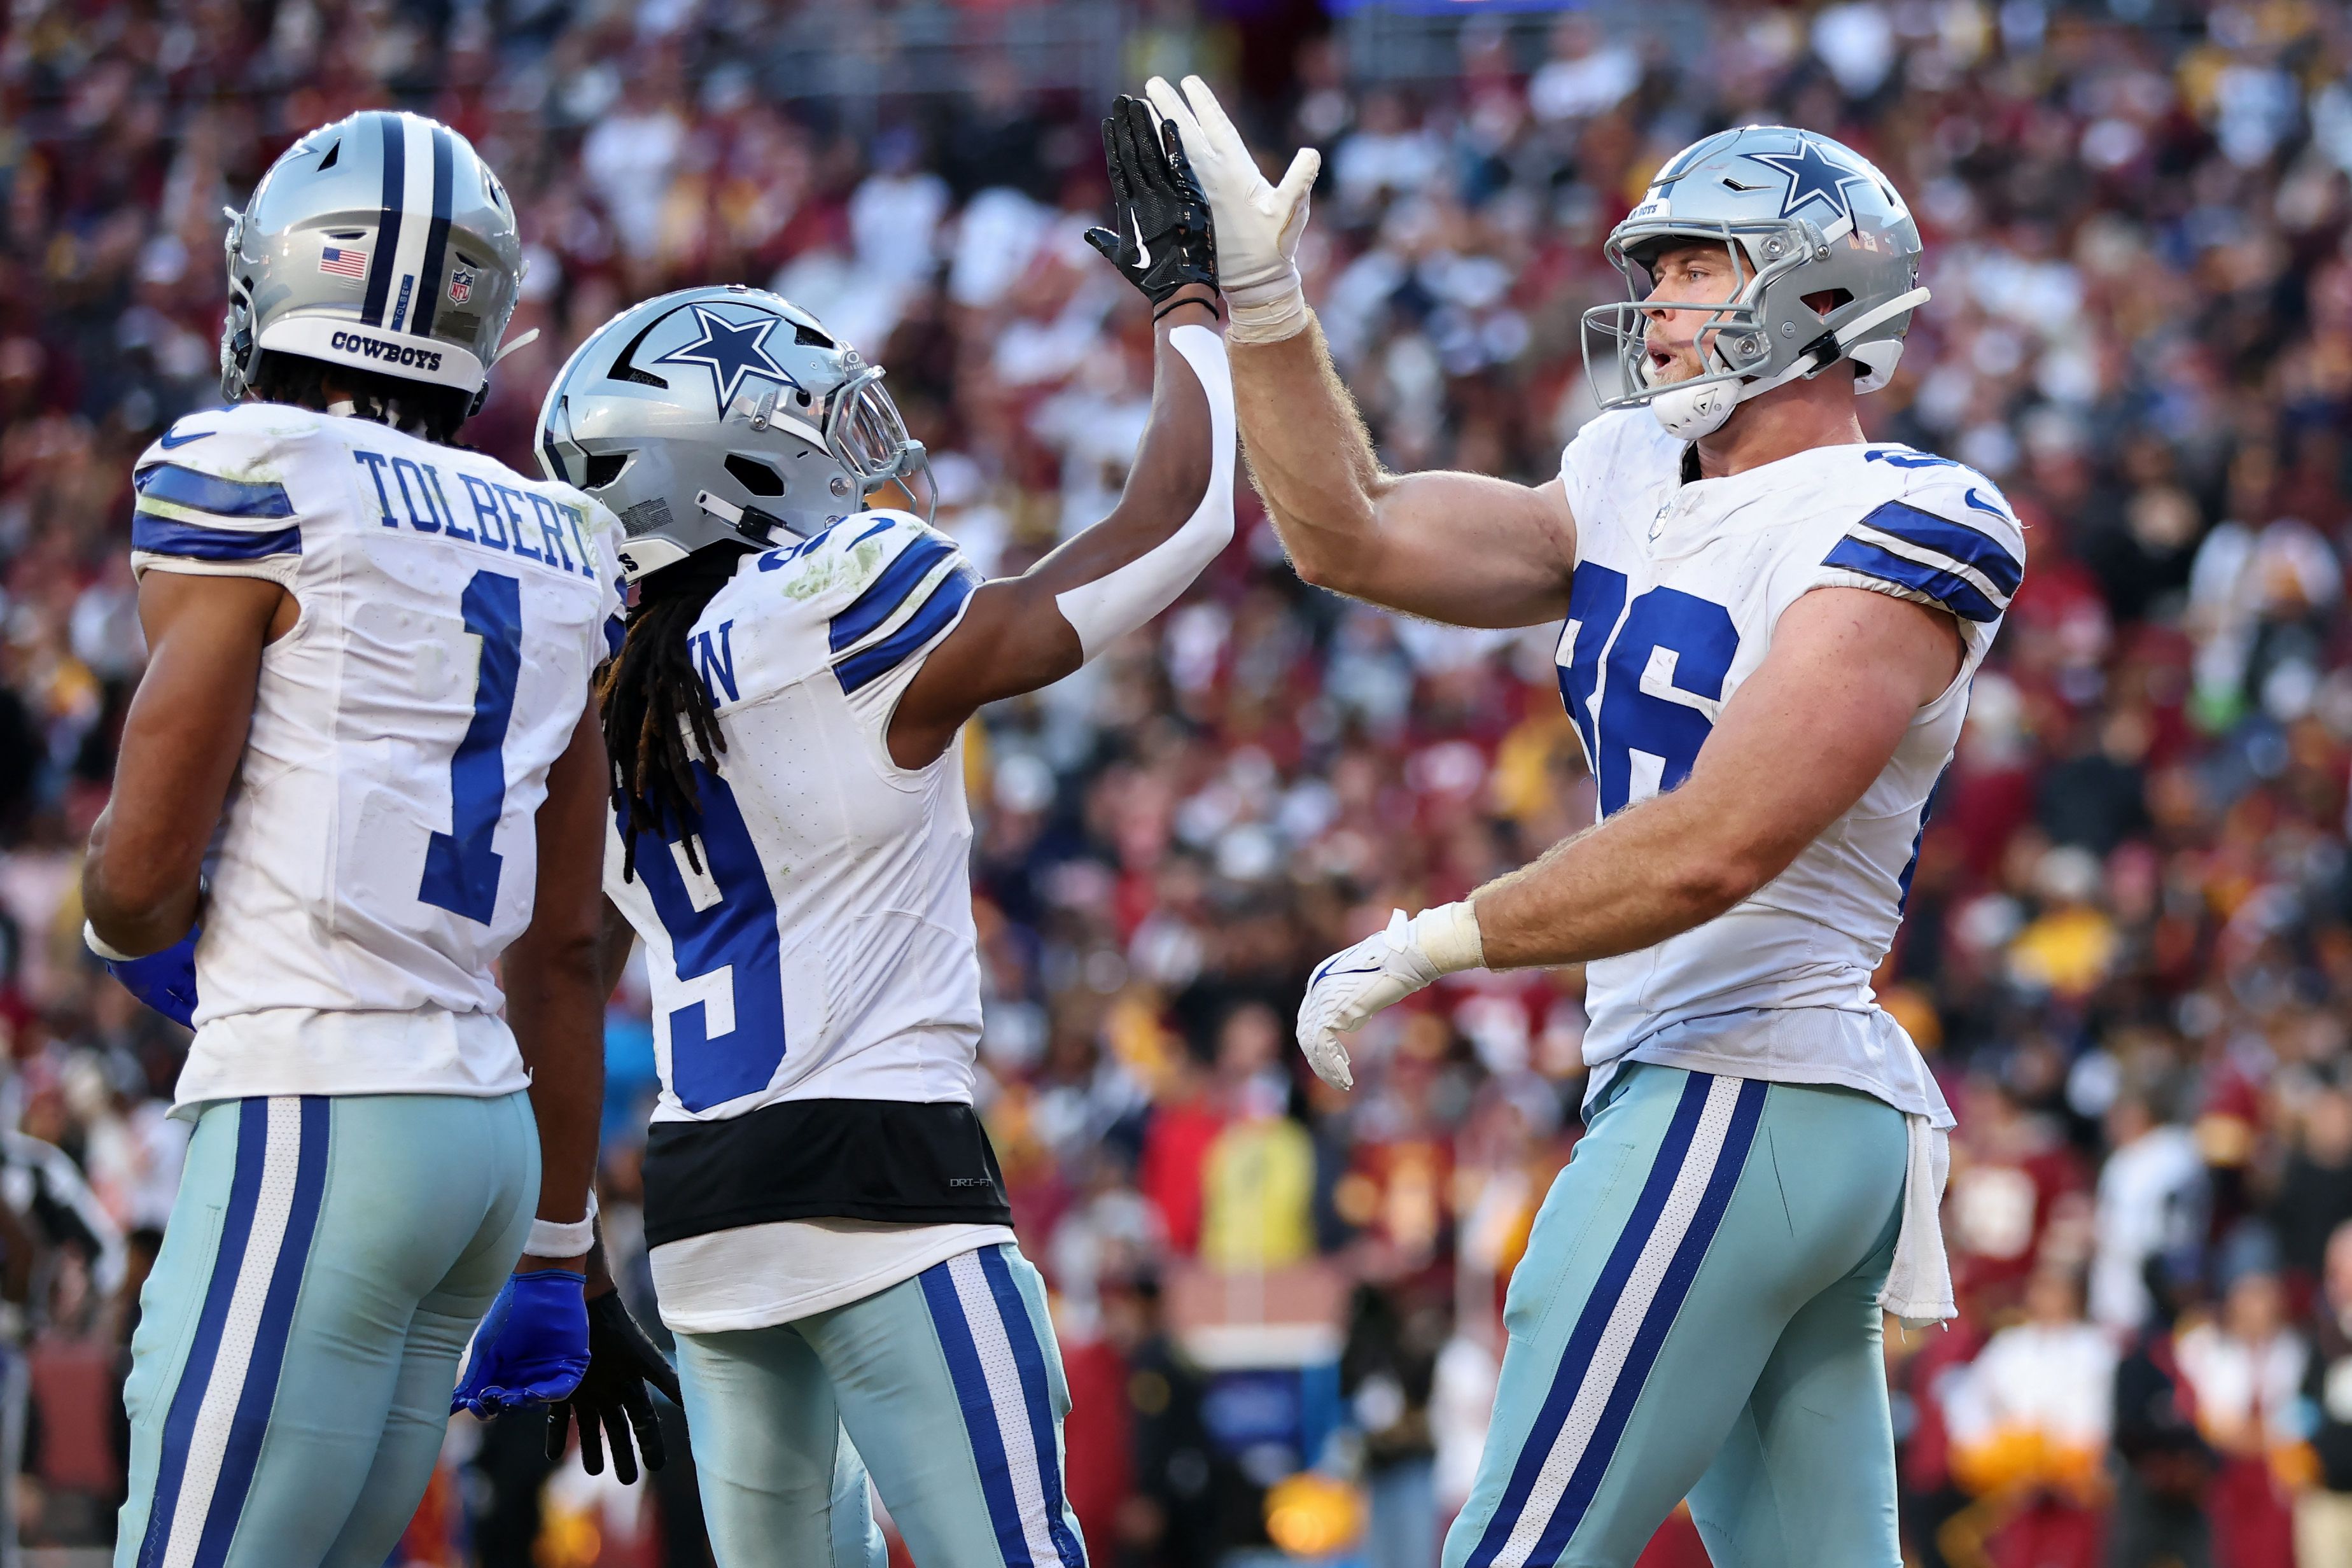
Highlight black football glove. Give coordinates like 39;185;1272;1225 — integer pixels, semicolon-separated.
1084;94;1218;308
545;1289;683;1485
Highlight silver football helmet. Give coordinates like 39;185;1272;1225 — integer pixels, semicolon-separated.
537;285;928;582
1582;125;1930;440
220;110;525;410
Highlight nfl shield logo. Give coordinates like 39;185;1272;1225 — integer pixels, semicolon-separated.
448;269;473;305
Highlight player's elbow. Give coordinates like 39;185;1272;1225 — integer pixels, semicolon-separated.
519;924;605;990
82;850;192;951
1663;846;1776;925
1285;532;1375;598
1287;546;1348;594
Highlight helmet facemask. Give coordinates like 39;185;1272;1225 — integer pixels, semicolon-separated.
1581;217;1830;437
820;363;932;516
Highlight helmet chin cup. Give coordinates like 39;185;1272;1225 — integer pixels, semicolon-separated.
1651;378;1738;441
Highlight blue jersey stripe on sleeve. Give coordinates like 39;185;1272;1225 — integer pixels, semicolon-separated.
1824;536;2002;622
132;514;302;562
835;566;977;694
1855;500;2022;596
829;533;956;654
134;463;296;520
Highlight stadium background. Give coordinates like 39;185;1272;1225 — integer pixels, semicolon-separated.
5;0;2352;1564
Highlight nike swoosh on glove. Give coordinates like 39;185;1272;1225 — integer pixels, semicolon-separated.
1144;74;1319;342
452;1269;589;1417
1296;909;1446;1092
1084;93;1218;307
87;923;200;1030
547;1289;685;1485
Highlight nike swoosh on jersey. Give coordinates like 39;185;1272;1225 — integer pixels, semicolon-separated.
1130;211;1152;270
158;428;216;449
1963;487;2006;519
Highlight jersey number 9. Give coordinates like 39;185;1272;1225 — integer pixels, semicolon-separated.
629;769;790;1112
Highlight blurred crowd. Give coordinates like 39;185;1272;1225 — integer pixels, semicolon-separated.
6;0;2352;1564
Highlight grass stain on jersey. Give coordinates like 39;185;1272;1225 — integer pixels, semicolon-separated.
779;536;887;601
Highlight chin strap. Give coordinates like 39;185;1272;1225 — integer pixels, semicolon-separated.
493;327;542;365
1653;284;1934;441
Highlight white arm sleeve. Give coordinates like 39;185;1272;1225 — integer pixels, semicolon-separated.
1052;323;1236;662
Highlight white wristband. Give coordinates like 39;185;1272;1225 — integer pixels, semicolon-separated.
83;921;139;965
1224;285;1309;346
1410;900;1487;976
528;1188;598;1257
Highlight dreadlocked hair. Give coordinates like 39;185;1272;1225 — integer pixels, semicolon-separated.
249;353;472;444
597;543;755;882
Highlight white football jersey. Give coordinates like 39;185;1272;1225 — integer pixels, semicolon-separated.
1556;410;2025;1126
130;402;622;1109
606;510;987;1123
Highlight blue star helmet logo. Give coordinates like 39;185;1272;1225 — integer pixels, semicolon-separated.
1742;136;1875;225
654;304;800;412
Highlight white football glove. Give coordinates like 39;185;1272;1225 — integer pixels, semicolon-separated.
1144;74;1320;344
1296;903;1485;1091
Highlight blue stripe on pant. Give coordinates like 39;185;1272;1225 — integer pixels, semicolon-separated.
674;1241;1089;1568
138;1097;329;1568
919;1249;1087;1568
1443;1065;1909;1568
116;1091;538;1568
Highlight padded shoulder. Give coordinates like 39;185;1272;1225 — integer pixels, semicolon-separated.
1806;446;2026;626
692;509;978;708
128;404;333;575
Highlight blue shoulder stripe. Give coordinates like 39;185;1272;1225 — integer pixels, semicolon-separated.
135;462;295;520
836;566;976;694
829;533;956;654
1824;536;2001;622
133;514;302;562
1856;500;2022;596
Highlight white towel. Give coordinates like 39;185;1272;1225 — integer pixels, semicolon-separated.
1876;1113;1955;1329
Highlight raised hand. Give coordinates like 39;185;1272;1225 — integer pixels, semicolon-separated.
1083;94;1218;311
1143;74;1320;342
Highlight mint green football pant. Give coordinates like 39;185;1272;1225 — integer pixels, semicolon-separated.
674;1242;1088;1568
115;1091;538;1568
1445;1064;1909;1568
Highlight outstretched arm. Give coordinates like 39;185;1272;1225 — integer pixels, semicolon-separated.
1294;588;1962;1088
1231;323;1576;624
888;293;1227;767
888;95;1236;769
1146;74;1577;627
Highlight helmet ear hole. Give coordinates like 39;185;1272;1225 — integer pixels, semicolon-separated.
584;453;629;489
724;454;786;496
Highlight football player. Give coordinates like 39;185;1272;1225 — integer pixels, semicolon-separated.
83;111;635;1566
1152;78;2019;1568
503;97;1233;1564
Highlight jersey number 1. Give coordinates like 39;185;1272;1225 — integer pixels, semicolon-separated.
419;570;522;924
1560;562;1739;816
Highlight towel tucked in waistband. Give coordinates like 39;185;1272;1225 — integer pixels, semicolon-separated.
1875;1112;1954;1329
